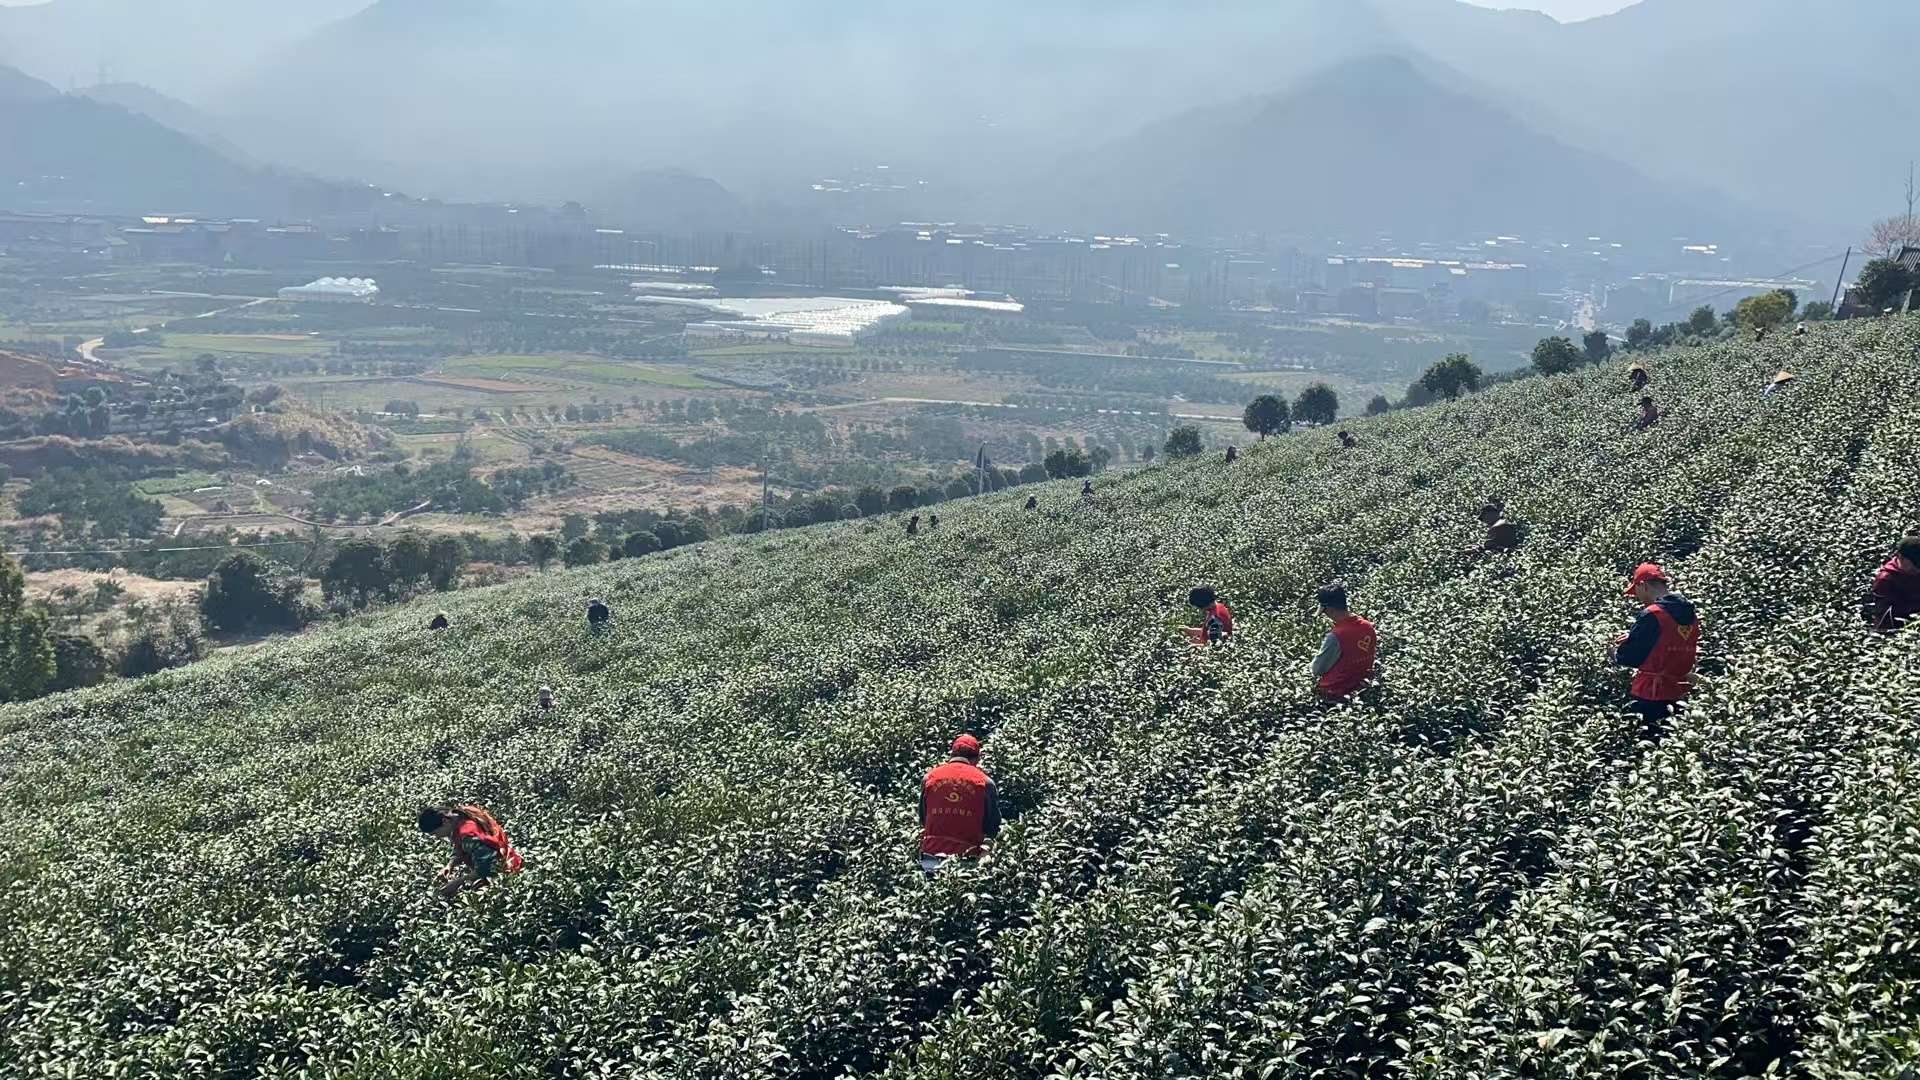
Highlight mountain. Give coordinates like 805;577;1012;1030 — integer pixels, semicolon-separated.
76;82;250;163
12;0;1910;234
0;65;387;216
5;313;1920;1074
1033;55;1725;243
581;170;752;233
0;61;56;103
214;0;1406;205
1375;0;1920;229
0;0;371;100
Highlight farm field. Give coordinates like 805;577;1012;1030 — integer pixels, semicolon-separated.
440;353;724;389
4;313;1920;1077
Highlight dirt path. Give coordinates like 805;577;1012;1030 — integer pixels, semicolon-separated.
77;296;275;365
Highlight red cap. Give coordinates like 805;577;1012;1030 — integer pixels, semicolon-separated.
1625;563;1668;594
950;734;981;758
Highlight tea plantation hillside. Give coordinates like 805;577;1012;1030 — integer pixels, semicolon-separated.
4;320;1920;1079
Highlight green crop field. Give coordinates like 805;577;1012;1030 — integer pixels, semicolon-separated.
131;471;225;497
441;353;723;389
145;332;333;358
3;319;1920;1077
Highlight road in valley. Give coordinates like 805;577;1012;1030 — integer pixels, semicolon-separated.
76;296;276;365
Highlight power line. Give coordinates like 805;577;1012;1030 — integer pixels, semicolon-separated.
1644;252;1852;319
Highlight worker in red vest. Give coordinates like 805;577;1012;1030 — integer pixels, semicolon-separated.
1611;563;1701;735
1186;586;1234;645
1866;534;1920;632
918;734;1001;875
1312;582;1376;698
419;804;525;900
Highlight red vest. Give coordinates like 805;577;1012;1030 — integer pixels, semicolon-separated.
1318;615;1377;697
1188;602;1235;645
1631;605;1700;703
920;760;990;857
453;813;525;875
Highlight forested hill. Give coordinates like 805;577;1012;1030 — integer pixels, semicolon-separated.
3;318;1920;1077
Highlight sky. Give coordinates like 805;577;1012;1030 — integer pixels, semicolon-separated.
1463;0;1638;20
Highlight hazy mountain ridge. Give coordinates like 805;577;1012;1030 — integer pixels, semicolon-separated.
4;0;1912;236
76;82;251;164
0;64;400;218
1035;54;1729;242
0;0;370;99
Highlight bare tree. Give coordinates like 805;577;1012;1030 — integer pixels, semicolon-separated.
1866;161;1920;257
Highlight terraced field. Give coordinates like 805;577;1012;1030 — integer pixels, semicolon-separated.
2;319;1918;1078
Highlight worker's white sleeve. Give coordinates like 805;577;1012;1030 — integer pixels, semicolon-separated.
1311;633;1341;677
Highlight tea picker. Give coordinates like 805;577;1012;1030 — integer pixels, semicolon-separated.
1610;563;1701;737
1476;501;1520;555
1185;586;1234;646
586;597;612;635
919;734;1001;875
418;804;524;900
1865;534;1920;632
1312;582;1376;699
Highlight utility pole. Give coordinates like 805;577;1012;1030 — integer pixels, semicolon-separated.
1829;246;1853;314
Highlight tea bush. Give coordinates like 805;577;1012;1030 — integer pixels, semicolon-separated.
3;319;1919;1078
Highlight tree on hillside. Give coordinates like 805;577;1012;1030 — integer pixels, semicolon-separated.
1867;216;1920;259
1139;442;1157;464
385;533;433;598
1865;163;1919;257
854;486;888;517
623;532;660;558
1803;301;1834;321
529;534;560;571
887;485;920;512
49;633;109;692
201;551;307;632
1733;291;1794;335
1294;384;1340;426
322;539;390;608
1163;425;1204;459
1419;354;1482;401
1044;448;1092;479
1089;445;1114;473
119;599;206;678
1242;394;1290;440
427;537;464;591
564;537;607;567
1854;258;1916;313
1582;330;1613;366
0;555;55;703
561;514;591;542
1365;395;1392;416
1687;306;1719;337
1626;319;1655;350
1531;336;1581;376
